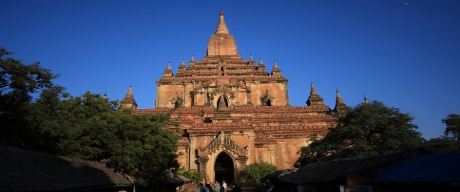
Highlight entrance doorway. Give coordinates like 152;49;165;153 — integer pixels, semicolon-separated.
214;152;234;185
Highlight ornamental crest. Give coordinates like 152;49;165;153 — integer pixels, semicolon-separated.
199;131;248;157
261;89;275;106
170;93;183;107
209;85;235;99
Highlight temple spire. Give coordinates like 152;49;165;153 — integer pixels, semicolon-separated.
207;10;238;56
271;60;281;76
189;54;196;66
258;58;265;67
126;85;133;98
334;88;348;114
310;82;318;95
306;83;324;106
103;88;107;99
178;59;186;72
364;93;369;105
215;10;229;34
335;88;344;104
163;61;173;77
119;85;138;110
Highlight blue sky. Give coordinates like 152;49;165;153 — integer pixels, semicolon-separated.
2;0;459;139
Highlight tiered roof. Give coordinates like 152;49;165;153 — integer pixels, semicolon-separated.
157;11;287;84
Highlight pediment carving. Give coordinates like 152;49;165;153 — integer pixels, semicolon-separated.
261;89;274;106
209;85;235;99
200;131;247;157
170;93;183;107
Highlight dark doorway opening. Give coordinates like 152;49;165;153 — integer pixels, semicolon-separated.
214;152;234;186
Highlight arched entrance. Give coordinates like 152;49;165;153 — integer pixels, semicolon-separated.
214;152;234;185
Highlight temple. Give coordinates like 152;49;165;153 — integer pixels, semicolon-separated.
120;11;347;184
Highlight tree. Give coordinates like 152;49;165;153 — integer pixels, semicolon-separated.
296;101;423;167
424;114;460;152
178;167;204;185
442;114;460;141
36;91;181;188
0;47;62;151
241;162;276;182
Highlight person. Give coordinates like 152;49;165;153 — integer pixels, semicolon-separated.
199;183;209;192
205;182;213;192
222;181;227;192
213;181;221;192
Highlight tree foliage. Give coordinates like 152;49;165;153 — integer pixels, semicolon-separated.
41;92;181;187
0;47;62;151
178;167;204;185
241;162;276;182
442;114;460;141
424;114;460;152
1;47;182;188
296;101;423;167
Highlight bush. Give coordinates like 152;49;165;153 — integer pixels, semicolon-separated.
181;170;204;185
241;162;276;182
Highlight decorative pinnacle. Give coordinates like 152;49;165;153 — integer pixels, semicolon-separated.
310;83;318;95
215;10;229;34
336;88;344;104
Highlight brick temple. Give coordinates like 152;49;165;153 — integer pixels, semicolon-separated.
120;11;348;184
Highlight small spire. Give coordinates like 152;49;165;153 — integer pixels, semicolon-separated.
306;82;324;106
163;61;173;76
215;10;229;34
307;83;324;106
272;60;281;71
364;93;369;105
189;54;195;66
335;88;344;104
250;54;254;61
258;58;265;66
178;59;186;72
103;88;107;99
120;85;138;109
310;83;318;95
270;60;281;76
334;88;347;113
127;85;133;97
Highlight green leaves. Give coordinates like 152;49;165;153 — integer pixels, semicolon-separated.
0;47;61;151
297;101;422;167
424;114;460;153
48;92;181;186
442;114;460;141
241;162;276;182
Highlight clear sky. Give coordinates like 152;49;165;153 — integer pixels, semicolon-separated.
2;0;459;139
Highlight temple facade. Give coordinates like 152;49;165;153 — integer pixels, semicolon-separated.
120;11;348;184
